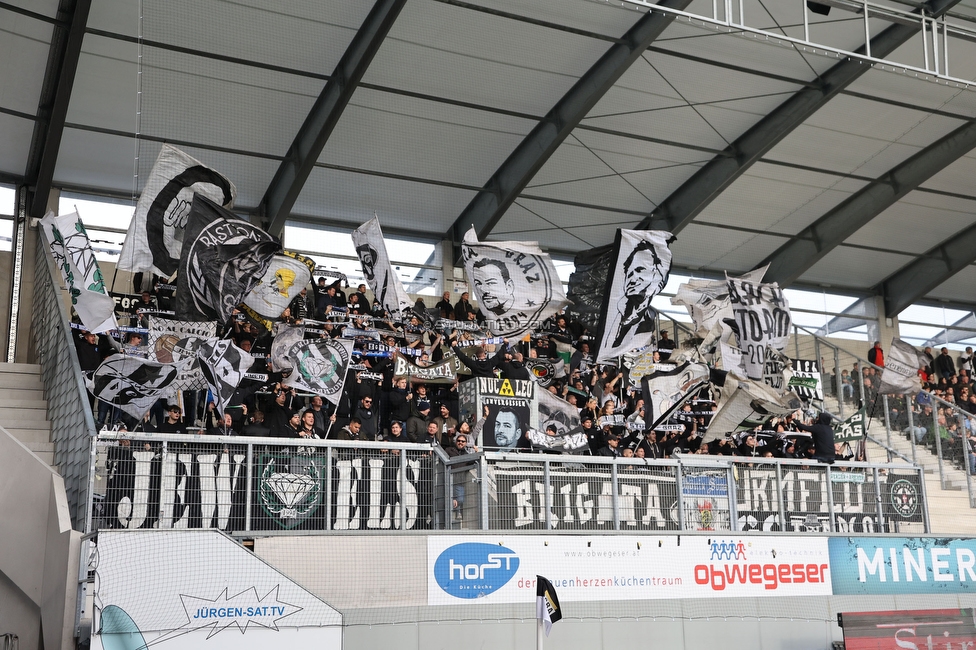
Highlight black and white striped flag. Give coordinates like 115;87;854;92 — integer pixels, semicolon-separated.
536;575;562;637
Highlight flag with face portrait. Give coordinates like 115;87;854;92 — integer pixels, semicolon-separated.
596;229;674;363
240;251;315;330
175;195;281;322
195;338;255;414
283;338;354;405
461;227;569;339
88;354;182;420
117;144;237;276
40;211;118;333
351;216;412;316
725;276;792;381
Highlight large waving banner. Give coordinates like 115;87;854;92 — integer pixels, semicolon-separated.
461;227;569;338
726;276;792;380
175;195;280;322
117;144;237;276
89;354;181;420
672;265;767;338
40;211;118;333
877;338;926;395
596;229;673;363
146;317;215;390
351;216;413;316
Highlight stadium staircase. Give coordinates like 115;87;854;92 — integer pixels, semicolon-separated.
0;362;55;467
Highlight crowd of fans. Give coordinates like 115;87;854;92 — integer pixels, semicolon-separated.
73;277;855;465
78;280;976;472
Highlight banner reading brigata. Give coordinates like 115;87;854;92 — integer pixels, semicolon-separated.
427;535;831;606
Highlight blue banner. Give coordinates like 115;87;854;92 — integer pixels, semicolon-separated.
829;537;976;595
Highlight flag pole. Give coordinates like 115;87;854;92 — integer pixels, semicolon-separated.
537;616;544;650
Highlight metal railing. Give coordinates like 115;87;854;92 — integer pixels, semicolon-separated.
91;432;927;535
448;452;927;533
30;230;98;532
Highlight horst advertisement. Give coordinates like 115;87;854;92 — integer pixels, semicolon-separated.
427;535;832;606
92;530;341;650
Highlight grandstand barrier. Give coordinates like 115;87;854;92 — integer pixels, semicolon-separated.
91;433;927;535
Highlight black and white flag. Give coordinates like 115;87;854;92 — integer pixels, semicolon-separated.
240;251;316;330
671;265;767;338
283;338;354;405
175;195;280;322
88;354;181;421
877;338;926;395
706;377;801;438
596;229;673;363
565;244;614;332
351;216;412;316
534;389;588;453
195;338;255;414
118;144;237;276
536;575;563;637
640;362;710;430
270;324;305;373
461;227;569;338
146;317;215;391
726;275;792;380
788;358;824;403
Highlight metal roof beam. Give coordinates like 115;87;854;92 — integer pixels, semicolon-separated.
24;0;91;218
636;0;962;234
880;222;976;317
262;0;406;237
759;118;976;286
446;0;692;248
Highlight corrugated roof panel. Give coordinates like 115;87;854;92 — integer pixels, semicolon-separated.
920;153;976;196
0;13;54;116
801;247;914;287
846;190;976;255
66;35;138;132
518;173;654;215
294;166;477;233
362;0;611;116
926;265;976;302
0;114;34;179
320;87;533;188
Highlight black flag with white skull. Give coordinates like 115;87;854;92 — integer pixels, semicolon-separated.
175;195;281;322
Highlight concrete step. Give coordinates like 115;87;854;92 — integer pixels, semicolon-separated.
0;374;44;390
24;441;54;454
1;418;53;431
0;407;48;421
0;362;41;373
0;391;47;409
6;428;51;444
0;388;47;402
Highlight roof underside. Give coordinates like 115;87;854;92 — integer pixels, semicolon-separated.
4;0;976;315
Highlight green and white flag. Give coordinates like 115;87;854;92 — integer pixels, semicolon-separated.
40;210;118;333
833;408;866;444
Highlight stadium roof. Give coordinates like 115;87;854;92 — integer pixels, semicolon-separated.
4;0;976;316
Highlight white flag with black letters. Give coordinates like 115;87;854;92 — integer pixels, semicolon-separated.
877;338;927;395
461;227;569;339
726;276;792;381
118;144;237;277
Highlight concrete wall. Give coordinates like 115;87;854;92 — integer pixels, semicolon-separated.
253;535;976;650
0;426;81;650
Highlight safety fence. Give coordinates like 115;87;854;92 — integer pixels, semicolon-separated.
30;230;98;532
91;432;927;535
